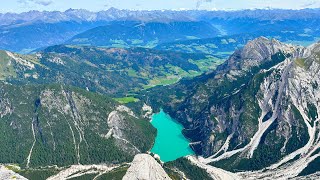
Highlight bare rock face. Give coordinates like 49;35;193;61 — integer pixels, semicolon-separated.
123;154;171;180
215;37;300;79
106;105;141;155
150;37;320;178
0;83;155;168
168;37;306;157
0;166;27;180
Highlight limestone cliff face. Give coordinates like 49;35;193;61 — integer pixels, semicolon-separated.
147;37;320;176
215;37;298;78
123;154;171;180
0;83;155;168
205;42;320;177
166;37;305;156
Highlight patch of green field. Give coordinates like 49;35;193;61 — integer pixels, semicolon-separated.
189;56;224;72
143;77;181;89
149;77;180;86
84;60;98;68
111;44;127;48
228;38;236;43
5;164;20;172
130;39;144;45
16;54;42;66
110;39;127;45
0;51;45;80
193;45;212;54
144;39;159;48
221;39;228;44
213;51;234;58
109;39;128;48
96;165;129;180
185;36;199;40
174;44;194;52
142;56;225;89
0;50;17;80
164;158;212;180
114;97;140;104
142;84;155;89
126;68;140;77
206;43;218;48
71;38;89;43
164;43;220;54
295;58;306;68
17;168;60;180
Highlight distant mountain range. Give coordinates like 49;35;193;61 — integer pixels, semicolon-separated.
1;8;320;53
66;21;219;48
1;8;320;26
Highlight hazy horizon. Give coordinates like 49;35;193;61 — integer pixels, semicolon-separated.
1;6;320;15
0;0;320;13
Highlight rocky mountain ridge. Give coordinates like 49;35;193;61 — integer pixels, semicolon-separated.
144;37;320;178
1;8;320;53
0;82;155;168
66;21;219;48
2;8;320;26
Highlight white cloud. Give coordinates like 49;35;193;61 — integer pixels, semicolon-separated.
302;0;320;8
17;0;53;7
35;0;53;6
196;0;214;9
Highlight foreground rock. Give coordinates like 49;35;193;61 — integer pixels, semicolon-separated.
123;154;171;180
0;166;27;180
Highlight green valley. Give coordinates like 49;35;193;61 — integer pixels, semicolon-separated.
0;45;224;97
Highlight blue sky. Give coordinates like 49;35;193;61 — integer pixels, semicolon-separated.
0;0;320;13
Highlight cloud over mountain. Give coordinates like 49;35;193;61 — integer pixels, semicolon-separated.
17;0;53;7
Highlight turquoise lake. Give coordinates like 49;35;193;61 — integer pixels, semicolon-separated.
150;109;194;162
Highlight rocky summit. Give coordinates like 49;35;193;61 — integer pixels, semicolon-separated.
145;37;320;179
123;154;171;180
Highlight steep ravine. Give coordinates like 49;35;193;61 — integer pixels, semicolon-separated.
0;82;156;171
144;37;320;178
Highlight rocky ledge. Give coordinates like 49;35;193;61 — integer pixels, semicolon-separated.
123;154;171;180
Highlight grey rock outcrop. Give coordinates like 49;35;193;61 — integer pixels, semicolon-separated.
0;166;27;180
149;37;320;178
123;154;171;180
